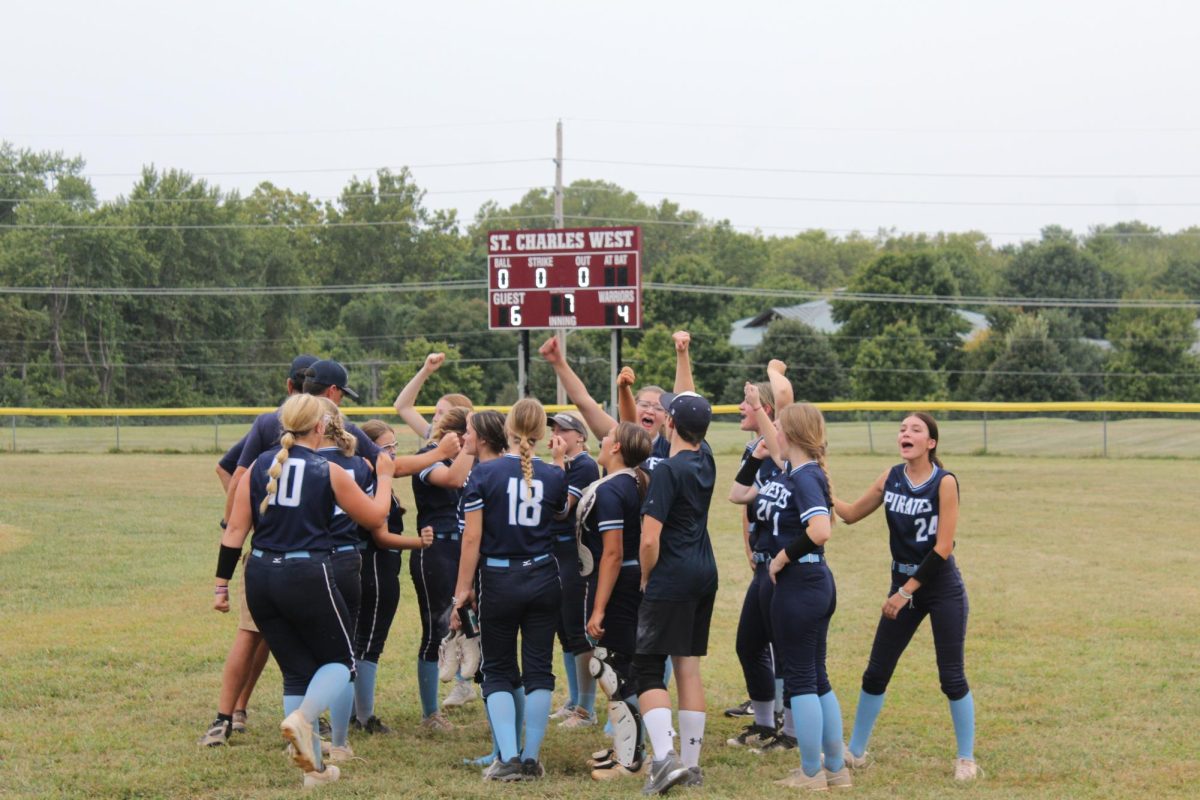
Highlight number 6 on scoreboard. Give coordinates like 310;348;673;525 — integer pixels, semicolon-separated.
509;305;522;326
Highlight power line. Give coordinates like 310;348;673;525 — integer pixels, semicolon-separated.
0;157;548;179
575;188;1200;209
7;119;555;139
566;117;1200;135
570;157;1200;181
1;186;549;205
1;278;1193;310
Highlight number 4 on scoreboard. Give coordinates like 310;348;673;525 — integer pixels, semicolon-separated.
604;304;631;325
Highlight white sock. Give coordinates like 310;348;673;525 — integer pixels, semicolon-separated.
643;707;675;761
678;710;706;768
783;706;796;737
751;700;775;728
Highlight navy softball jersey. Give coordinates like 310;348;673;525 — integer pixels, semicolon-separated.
882;464;956;566
640;442;718;602
755;461;832;556
412;442;461;533
550;452;600;539
581;473;642;566
319;447;376;548
742;437;783;553
640;434;671;473
237;408;381;470
461;455;569;558
248;445;337;552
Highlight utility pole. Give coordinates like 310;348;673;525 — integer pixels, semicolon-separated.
554;119;567;406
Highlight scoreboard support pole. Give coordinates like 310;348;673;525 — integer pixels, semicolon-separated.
518;330;531;398
610;329;622;416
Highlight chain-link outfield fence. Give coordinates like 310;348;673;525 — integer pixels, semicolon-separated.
2;402;1198;459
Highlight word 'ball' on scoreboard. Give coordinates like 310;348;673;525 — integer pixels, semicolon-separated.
487;226;642;330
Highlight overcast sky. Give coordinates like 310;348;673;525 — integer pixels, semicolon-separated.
5;0;1200;244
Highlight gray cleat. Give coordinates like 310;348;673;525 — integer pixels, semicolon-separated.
642;750;690;795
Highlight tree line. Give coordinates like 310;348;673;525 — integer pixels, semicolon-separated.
1;142;1198;410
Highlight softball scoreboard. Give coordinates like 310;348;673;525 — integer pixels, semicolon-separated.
487;226;642;330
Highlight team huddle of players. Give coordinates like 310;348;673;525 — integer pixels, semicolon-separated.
203;333;979;792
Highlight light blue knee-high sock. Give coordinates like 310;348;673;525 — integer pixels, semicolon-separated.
353;660;378;724
818;691;845;772
774;678;785;714
298;664;351;722
486;691;519;761
791;694;823;777
522;688;553;762
417;658;439;718
663;656;673;688
575;652;597;715
514;686;526;748
949;691;975;760
848;690;885;757
282;694;322;770
469;696;501;766
330;681;354;747
562;652;579;707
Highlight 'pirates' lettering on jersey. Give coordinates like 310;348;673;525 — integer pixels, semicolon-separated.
753;461;830;558
640;434;672;473
742;437;784;552
883;463;956;565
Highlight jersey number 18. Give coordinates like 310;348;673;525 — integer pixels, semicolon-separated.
506;477;544;526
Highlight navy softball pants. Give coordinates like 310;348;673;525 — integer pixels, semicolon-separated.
770;561;836;699
356;545;402;663
736;560;779;702
245;551;356;696
861;556;970;701
477;556;562;697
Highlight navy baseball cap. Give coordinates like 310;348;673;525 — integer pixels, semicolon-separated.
548;412;588;438
307;359;361;402
289;354;319;384
659;390;712;437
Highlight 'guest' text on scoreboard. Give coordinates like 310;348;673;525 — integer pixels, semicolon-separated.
487;226;642;330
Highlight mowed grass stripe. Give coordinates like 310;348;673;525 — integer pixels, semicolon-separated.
0;453;1197;799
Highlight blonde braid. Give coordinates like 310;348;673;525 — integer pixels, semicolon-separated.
260;431;294;515
519;435;535;499
316;397;355;456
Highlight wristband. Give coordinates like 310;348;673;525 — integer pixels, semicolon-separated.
896;586;914;608
214;585;229;594
783;531;819;561
734;455;764;486
912;549;946;587
219;519;227;530
216;544;242;581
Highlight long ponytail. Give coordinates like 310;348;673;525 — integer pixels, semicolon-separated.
506;397;546;500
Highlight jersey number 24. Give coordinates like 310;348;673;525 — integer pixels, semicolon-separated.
914;515;939;542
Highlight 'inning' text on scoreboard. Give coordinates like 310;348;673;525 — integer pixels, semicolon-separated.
487;226;642;330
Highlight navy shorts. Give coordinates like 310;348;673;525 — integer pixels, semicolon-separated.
635;590;716;658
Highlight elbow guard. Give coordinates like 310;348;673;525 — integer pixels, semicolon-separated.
216;544;242;581
783;531;818;562
912;549;946;587
734;455;763;487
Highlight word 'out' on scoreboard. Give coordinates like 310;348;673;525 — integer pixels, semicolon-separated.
487;226;642;330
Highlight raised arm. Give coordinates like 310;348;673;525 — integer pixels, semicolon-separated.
393;352;446;439
729;436;770;505
745;382;783;468
539;335;618;438
392;432;462;478
766;359;794;410
672;331;694;393
617;366;637;423
833;470;888;524
424;446;473;490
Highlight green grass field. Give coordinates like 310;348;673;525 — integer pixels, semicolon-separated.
1;450;1198;799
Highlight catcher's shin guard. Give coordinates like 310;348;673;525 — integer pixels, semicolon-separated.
590;648;644;768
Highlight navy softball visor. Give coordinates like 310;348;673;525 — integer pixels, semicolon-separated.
308;359;361;402
548;412;588;438
659;391;712;436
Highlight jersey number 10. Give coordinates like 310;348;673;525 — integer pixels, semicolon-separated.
506;477;545;526
270;458;307;508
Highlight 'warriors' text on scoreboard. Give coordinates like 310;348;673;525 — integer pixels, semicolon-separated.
487;226;642;330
